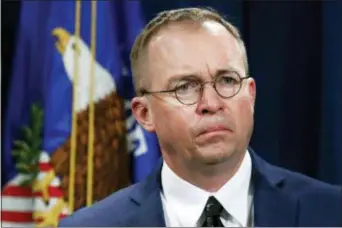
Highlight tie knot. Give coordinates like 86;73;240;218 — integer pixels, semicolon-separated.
204;196;223;217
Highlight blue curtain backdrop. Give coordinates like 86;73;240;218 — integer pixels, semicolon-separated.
2;1;342;187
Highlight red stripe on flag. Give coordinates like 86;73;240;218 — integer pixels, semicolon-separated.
2;186;32;197
1;211;33;223
2;211;69;223
39;163;52;171
2;186;65;198
59;214;68;219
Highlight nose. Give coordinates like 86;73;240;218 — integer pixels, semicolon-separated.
196;83;224;115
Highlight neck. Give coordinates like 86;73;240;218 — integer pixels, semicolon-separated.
163;150;246;192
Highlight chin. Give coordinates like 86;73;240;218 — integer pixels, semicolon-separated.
196;143;235;165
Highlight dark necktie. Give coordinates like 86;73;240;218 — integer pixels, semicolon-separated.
201;196;224;227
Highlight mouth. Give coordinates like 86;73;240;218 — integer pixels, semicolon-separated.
197;125;231;137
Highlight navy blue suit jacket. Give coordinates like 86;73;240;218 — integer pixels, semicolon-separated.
59;149;342;227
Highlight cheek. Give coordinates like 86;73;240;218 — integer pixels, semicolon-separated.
231;97;254;134
153;104;192;139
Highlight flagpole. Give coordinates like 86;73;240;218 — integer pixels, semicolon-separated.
87;0;97;207
69;0;82;214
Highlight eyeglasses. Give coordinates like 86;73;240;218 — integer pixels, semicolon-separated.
140;71;250;105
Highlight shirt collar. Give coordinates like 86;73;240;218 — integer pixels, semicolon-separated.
161;150;252;226
216;150;252;226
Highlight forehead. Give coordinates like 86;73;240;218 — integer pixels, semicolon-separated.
145;20;245;86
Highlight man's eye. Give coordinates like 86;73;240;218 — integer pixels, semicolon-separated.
176;81;198;93
218;76;238;85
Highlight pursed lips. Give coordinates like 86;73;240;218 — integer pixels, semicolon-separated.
198;125;231;136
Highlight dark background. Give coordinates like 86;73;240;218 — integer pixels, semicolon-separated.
2;0;342;186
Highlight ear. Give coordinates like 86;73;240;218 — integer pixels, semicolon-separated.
247;77;256;109
131;96;155;132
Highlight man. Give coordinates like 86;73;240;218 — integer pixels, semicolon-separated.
59;7;341;227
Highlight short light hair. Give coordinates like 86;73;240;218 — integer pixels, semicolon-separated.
130;7;249;95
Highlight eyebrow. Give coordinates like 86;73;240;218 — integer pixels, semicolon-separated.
165;67;239;88
166;74;198;88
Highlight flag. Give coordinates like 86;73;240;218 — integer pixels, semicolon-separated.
1;1;161;227
117;0;162;183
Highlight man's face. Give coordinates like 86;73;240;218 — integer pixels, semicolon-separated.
132;21;256;166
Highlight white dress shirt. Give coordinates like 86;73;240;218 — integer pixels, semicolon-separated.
160;151;253;227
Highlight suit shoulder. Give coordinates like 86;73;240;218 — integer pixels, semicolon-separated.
270;164;341;199
58;183;138;227
269;165;342;225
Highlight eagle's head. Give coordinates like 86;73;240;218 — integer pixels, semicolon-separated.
52;27;116;112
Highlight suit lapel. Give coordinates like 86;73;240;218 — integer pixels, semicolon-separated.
128;159;166;227
250;149;298;226
253;176;298;226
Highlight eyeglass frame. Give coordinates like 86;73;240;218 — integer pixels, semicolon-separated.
139;72;251;105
